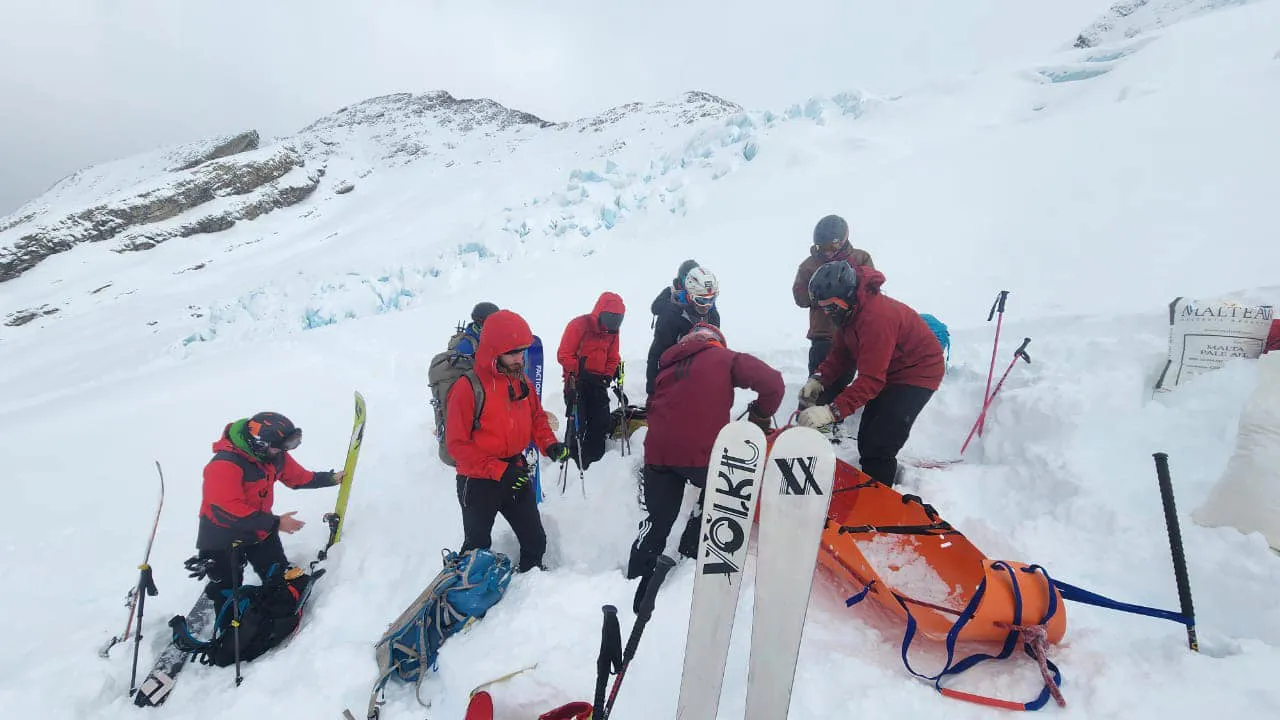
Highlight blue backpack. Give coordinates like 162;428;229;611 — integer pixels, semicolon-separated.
920;313;951;363
363;548;514;717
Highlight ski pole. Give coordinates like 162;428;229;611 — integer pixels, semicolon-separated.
230;542;244;687
602;554;676;719
127;561;158;696
960;337;1030;455
979;290;1010;437
1153;452;1199;652
594;605;622;716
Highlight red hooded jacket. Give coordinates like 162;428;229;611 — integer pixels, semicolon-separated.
816;266;945;419
645;334;785;468
198;426;334;550
558;292;625;380
1268;320;1280;353
447;309;559;481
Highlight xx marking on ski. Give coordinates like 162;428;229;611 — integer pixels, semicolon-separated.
774;455;823;495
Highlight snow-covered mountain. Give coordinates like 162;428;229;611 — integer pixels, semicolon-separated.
2;1;1279;718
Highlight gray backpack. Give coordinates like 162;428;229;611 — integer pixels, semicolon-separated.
428;333;485;466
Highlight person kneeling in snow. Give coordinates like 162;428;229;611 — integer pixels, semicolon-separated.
627;323;784;582
449;309;569;573
195;412;344;604
798;261;944;486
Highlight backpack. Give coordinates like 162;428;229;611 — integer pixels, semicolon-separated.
428;328;485;467
609;404;648;440
170;568;317;667
920;313;950;363
365;548;514;716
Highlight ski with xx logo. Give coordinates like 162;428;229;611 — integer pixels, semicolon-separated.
676;421;767;720
744;425;836;720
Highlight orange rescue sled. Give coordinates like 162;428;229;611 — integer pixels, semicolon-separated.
817;459;1068;710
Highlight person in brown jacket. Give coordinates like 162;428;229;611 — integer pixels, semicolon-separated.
793;214;875;405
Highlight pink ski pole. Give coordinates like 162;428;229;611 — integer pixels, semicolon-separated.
961;337;1031;456
978;291;1010;437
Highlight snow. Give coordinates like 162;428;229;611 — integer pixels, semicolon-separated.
3;1;1280;718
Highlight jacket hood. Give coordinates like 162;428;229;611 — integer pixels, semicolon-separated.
659;333;719;367
592;292;626;321
476;309;535;377
854;266;887;306
213;420;260;459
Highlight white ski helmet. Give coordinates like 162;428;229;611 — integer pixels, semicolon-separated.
683;266;719;309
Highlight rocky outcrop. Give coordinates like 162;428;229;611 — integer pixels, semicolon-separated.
168;130;261;171
0;146;316;281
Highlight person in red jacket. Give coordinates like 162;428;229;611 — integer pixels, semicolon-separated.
449;309;569;572
626;323;784;582
798;261;944;486
1268;319;1280;354
557;291;626;470
196;412;343;604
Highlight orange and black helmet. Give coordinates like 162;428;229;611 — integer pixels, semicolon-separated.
244;412;302;454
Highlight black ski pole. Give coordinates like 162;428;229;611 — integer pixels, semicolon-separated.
230;542;244;687
1153;452;1199;652
602;554;676;719
593;605;622;716
127;562;158;696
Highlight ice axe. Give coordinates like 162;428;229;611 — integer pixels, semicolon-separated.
961;337;1031;456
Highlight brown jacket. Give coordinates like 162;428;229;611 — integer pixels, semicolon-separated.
792;242;875;340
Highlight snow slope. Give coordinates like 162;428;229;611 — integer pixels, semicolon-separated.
2;1;1280;718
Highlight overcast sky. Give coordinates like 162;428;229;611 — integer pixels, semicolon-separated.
0;0;1108;216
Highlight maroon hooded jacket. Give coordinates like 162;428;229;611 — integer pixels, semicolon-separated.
645;334;785;468
816;265;945;419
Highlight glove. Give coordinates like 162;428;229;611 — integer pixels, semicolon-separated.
614;363;625;385
500;458;531;492
797;405;837;429
545;410;560;433
546;442;570;462
798;375;825;409
746;402;772;432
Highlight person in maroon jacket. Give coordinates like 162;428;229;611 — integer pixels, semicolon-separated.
196;412;343;604
798;261;945;486
450;309;569;572
557;291;626;470
1268;319;1280;354
626;323;784;582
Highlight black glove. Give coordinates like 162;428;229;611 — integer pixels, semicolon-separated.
746;401;773;433
546;442;570;462
500;457;531;493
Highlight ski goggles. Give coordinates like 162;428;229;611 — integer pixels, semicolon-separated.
690;293;717;309
276;428;303;451
816;297;851;313
813;238;843;253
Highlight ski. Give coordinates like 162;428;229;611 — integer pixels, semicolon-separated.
325;390;367;548
132;594;217;707
744;426;836;720
675;421;767;720
524;336;545;504
100;460;166;658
